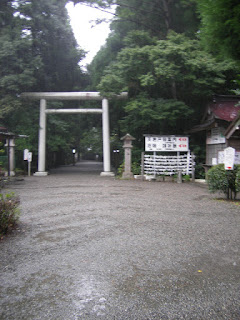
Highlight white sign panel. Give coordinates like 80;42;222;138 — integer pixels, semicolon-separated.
27;152;32;162
235;152;240;164
224;147;235;170
24;149;29;161
206;127;226;145
145;136;189;152
218;150;240;165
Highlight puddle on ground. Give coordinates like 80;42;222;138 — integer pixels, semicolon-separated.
72;275;108;318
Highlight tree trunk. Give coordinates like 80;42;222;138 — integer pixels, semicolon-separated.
171;78;177;99
162;0;172;34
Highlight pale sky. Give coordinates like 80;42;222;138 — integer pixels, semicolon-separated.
66;3;114;68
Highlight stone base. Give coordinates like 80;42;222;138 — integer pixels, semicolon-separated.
122;172;134;179
134;175;145;180
100;171;115;177
33;171;48;177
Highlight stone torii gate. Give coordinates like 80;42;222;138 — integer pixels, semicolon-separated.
21;92;128;176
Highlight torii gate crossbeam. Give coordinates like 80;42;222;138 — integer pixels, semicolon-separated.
21;92;128;177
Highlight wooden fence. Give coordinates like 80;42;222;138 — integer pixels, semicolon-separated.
143;153;195;177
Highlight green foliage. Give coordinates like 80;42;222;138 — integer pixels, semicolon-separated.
88;33;124;89
1;0;239;173
119;93;193;141
80;127;103;157
183;174;191;182
0;192;20;237
0;0;88;169
117;161;141;177
99;32;238;99
197;0;240;61
207;164;240;199
236;169;240;193
98;32;238;143
77;0;199;38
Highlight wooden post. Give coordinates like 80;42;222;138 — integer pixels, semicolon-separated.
187;151;191;176
191;152;195;182
153;151;156;179
141;152;145;180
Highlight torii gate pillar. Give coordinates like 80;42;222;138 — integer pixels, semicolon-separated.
100;98;114;176
34;99;48;176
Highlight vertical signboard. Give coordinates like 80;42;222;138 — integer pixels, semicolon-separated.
24;149;29;161
224;147;235;170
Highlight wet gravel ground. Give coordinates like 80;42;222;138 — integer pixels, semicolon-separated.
0;161;240;320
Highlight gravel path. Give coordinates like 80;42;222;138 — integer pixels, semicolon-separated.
0;161;240;319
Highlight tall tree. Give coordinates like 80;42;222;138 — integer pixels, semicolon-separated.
97;32;238;140
197;0;240;61
72;0;199;38
17;0;85;91
76;0;239;151
80;0;200;90
0;0;87;169
0;1;41;117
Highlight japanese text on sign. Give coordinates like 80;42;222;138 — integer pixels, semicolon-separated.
145;136;189;152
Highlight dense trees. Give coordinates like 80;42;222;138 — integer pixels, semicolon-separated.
86;0;239;147
84;0;239;172
0;0;87;169
0;0;239;172
197;0;240;61
97;31;237;140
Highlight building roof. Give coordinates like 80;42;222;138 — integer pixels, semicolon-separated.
188;95;240;133
208;101;240;122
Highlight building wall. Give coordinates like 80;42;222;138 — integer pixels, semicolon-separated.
228;138;240;151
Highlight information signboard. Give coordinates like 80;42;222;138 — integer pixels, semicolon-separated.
145;135;189;152
206;127;226;145
218;150;240;165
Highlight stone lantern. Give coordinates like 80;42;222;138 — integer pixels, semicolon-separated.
121;133;135;179
3;133;15;177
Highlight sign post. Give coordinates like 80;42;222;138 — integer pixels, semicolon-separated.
24;150;32;176
28;152;32;176
224;147;235;200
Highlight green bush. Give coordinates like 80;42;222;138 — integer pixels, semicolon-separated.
207;164;240;199
183;174;191;182
0;192;20;237
117;161;141;177
236;169;240;192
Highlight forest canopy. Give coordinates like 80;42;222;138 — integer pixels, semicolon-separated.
0;0;239;173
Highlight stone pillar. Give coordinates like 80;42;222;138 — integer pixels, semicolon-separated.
5;138;15;176
100;98;114;177
34;99;48;176
121;133;135;179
